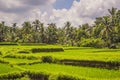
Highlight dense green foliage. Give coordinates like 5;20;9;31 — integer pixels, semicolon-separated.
80;38;105;48
41;56;54;63
0;7;120;48
0;42;18;45
31;48;64;53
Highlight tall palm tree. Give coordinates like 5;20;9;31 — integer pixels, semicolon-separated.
45;23;58;44
33;20;45;43
22;21;33;42
11;23;17;42
39;23;45;43
0;21;6;42
108;7;117;27
64;21;71;45
33;19;40;32
100;16;113;47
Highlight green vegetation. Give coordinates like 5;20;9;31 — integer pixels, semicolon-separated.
0;45;120;80
21;63;120;80
0;63;21;74
0;42;18;46
1;46;120;62
31;48;64;53
4;58;40;65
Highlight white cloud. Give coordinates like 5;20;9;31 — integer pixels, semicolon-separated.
0;0;120;27
49;0;120;27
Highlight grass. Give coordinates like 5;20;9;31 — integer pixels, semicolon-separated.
30;48;119;62
20;63;120;80
0;63;21;74
6;48;120;62
0;45;120;80
3;58;40;64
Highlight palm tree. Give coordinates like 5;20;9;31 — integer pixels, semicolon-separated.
100;16;113;47
39;23;45;43
33;20;45;43
45;23;58;44
108;7;117;16
33;19;40;32
0;21;6;42
64;21;71;45
11;23;17;42
22;21;33;42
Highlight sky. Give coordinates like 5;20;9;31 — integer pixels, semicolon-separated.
53;0;79;9
0;0;120;27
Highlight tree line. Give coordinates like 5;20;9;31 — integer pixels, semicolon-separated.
0;7;120;48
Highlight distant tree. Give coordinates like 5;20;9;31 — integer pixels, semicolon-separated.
45;23;58;44
22;21;33;42
32;20;45;43
64;21;72;45
0;7;119;48
0;21;8;42
57;27;65;45
11;23;17;42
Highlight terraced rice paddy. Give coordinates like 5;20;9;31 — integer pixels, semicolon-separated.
0;45;120;80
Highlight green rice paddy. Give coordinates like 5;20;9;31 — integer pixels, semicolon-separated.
0;45;120;80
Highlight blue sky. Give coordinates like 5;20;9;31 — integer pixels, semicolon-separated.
53;0;80;9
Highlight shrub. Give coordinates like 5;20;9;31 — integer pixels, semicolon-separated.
0;51;2;55
3;54;38;60
0;71;49;80
109;44;117;49
0;70;83;80
27;71;49;80
80;38;105;48
0;58;9;64
0;71;25;79
28;61;41;65
20;43;46;46
26;56;38;60
41;56;59;63
117;43;120;49
18;51;30;54
41;56;53;63
19;75;30;80
31;48;64;53
57;75;80;80
0;42;18;46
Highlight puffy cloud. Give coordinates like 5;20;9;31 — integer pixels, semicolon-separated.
0;0;120;27
0;0;55;25
47;0;120;27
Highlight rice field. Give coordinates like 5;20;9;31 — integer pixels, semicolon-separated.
0;45;120;80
